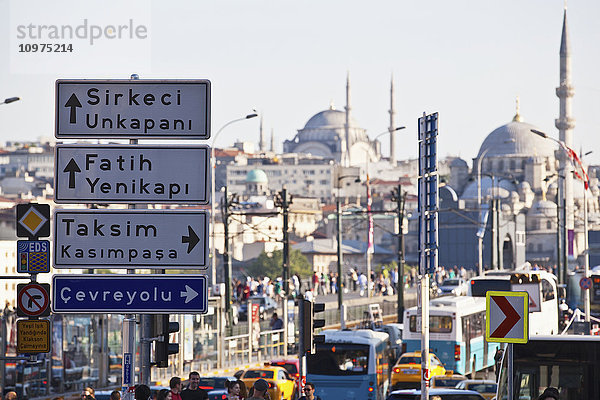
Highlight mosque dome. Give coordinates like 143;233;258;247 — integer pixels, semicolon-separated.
246;169;268;183
303;108;359;130
477;120;557;159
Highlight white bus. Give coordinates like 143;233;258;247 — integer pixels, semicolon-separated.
403;296;500;377
468;269;560;335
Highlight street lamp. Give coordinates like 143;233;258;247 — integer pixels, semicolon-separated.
373;127;406;160
476;139;515;275
476;147;493;276
0;97;20;105
210;113;258;285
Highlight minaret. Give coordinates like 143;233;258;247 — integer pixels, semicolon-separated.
555;7;576;260
259;115;266;152
389;75;396;165
344;72;351;167
270;128;275;152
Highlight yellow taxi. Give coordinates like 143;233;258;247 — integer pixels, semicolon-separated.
240;366;296;400
430;371;467;388
390;351;446;391
455;379;497;400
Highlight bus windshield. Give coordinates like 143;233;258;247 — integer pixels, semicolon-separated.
307;343;370;375
470;279;511;296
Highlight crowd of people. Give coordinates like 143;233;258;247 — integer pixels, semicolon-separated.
230;264;422;304
118;371;322;400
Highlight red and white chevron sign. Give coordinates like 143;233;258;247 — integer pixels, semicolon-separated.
485;291;529;344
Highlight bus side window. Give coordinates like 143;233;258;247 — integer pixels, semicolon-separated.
542;279;555;301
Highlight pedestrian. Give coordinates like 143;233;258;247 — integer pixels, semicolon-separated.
134;385;151;400
82;387;95;400
538;387;559;400
246;379;269;400
170;376;183;400
299;382;321;400
157;389;172;400
5;392;17;400
110;391;121;400
358;272;367;296
304;288;314;302
269;312;283;330
225;380;246;400
181;371;208;400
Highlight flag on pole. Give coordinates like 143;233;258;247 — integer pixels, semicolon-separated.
566;147;589;190
367;175;374;254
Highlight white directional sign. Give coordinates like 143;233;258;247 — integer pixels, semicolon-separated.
53;209;208;269
55;80;211;139
54;145;210;204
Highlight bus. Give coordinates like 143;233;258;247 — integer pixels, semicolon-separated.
496;335;600;400
468;269;560;335
402;296;500;377
306;329;392;400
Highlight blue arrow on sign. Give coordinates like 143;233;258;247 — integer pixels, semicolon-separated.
52;275;207;313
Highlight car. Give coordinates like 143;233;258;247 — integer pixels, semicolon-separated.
455;379;497;400
438;278;468;296
238;295;279;321
196;376;237;392
387;388;486;400
267;358;300;394
390;351;446;391
430;371;467;388
239;366;295;400
205;377;237;400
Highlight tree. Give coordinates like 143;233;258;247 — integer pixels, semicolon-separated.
247;249;312;280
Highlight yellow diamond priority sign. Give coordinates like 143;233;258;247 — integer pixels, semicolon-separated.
17;204;50;238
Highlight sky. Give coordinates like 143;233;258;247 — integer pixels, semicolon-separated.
1;0;599;166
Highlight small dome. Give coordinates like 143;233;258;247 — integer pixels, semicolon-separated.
528;200;557;217
450;157;468;168
477;120;556;158
246;169;268;183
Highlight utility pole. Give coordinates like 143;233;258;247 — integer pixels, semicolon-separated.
336;196;343;310
221;186;236;329
275;188;291;356
392;185;406;322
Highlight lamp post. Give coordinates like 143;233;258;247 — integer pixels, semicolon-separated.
531;129;576;287
476;147;492;275
0;97;19;105
210;113;258;286
476;139;515;275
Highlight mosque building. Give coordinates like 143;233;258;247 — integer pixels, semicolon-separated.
405;9;600;271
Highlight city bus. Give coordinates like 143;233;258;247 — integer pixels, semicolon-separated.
402;296;499;377
306;329;391;400
468;269;560;335
496;335;600;400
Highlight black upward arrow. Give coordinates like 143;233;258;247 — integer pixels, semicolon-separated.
64;93;82;124
182;226;200;254
63;158;81;189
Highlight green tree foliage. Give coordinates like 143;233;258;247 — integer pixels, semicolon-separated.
247;249;312;279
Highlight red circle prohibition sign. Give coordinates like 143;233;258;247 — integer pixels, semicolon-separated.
17;283;49;316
